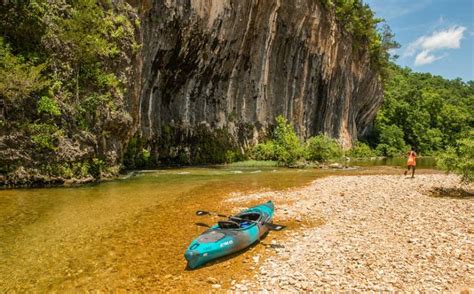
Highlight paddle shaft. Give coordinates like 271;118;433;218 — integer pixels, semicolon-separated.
196;210;285;231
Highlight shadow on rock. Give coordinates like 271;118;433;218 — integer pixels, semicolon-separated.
430;187;474;199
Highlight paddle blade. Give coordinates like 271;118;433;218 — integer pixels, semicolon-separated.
266;223;286;231
195;222;211;228
196;210;210;216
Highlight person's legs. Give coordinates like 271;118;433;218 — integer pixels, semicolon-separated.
404;165;410;176
411;165;416;178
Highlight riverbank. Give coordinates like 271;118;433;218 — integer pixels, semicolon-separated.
1;157;438;189
227;173;473;292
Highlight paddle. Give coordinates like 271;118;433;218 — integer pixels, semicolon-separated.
194;222;211;228
195;210;286;231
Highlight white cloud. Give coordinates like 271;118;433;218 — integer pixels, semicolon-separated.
414;50;445;66
405;38;424;57
404;25;467;66
421;26;466;50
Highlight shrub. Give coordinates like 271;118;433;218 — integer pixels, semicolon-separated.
90;158;105;179
305;134;343;162
28;123;61;150
272;116;304;166
0;37;49;104
348;141;376;158
141;148;151;164
250;116;304;166
251;141;276;161
225;150;245;163
37;96;61;116
123;137;154;169
437;133;473;183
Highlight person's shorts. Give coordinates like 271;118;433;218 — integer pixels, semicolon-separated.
407;164;416;169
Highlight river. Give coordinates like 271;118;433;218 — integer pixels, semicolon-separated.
0;161;436;291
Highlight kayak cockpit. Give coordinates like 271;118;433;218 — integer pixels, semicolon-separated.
217;212;262;230
217;220;240;229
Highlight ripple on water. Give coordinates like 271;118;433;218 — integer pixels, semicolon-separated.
0;166;414;291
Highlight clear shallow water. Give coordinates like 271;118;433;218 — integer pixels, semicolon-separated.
0;165;433;291
348;157;437;168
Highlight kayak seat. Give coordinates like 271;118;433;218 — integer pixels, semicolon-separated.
238;213;260;222
218;220;240;229
239;221;252;229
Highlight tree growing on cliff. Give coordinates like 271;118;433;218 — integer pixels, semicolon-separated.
0;37;49;105
0;0;138;183
324;0;400;79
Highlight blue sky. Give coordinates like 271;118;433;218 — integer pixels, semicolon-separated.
364;0;474;81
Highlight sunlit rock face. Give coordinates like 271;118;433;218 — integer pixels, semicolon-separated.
132;0;383;161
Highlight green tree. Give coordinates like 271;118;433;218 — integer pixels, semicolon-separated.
370;63;473;156
0;37;49;104
0;0;138;181
375;124;406;156
272;116;304;166
437;132;474;183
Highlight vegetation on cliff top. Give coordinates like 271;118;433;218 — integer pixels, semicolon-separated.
322;0;400;79
0;0;138;184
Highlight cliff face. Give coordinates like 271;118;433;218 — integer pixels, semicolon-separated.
132;0;383;163
0;0;384;186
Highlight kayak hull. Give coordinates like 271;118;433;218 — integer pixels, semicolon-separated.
185;201;274;269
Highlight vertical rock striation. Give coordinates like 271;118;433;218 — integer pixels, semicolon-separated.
133;0;383;163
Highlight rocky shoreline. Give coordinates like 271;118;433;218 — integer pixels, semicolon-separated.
0;162;352;189
228;174;473;292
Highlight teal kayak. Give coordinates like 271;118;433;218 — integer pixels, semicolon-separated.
185;201;275;269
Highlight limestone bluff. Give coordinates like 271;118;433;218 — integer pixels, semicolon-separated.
129;0;383;163
0;0;384;186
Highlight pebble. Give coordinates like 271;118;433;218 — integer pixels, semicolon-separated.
229;174;473;291
206;277;218;284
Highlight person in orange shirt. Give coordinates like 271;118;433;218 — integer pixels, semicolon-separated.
404;147;417;178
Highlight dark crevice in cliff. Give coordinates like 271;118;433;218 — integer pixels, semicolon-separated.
130;0;383;165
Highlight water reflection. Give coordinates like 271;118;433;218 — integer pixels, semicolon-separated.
348;157;436;168
0;165;435;291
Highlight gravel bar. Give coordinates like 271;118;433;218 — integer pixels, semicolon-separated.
228;174;473;292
